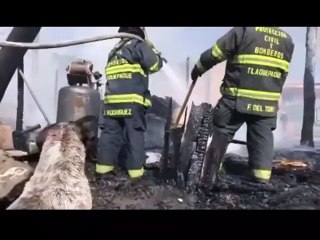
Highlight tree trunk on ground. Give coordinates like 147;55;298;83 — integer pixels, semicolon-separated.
0;27;41;102
301;27;317;147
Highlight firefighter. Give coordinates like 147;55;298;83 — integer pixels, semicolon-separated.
191;27;295;187
96;27;163;180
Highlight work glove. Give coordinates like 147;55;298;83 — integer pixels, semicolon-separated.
191;65;201;83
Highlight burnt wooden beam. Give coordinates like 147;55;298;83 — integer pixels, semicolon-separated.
0;27;41;102
182;103;214;191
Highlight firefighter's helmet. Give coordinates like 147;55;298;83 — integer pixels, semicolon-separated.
118;27;145;39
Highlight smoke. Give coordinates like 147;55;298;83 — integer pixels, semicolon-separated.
160;63;188;104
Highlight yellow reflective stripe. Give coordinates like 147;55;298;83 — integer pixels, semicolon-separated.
233;54;290;72
196;60;206;73
211;44;225;60
106;64;146;77
128;167;144;178
252;169;271;180
224;87;280;101
96;164;114;174
150;60;160;72
104;94;152;107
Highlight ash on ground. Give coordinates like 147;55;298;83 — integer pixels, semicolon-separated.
86;150;320;210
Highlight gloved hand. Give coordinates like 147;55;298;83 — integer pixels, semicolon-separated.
191;65;201;83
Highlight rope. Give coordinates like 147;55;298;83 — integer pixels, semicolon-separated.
0;33;144;49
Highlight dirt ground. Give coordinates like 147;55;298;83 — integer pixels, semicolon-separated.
86;149;320;210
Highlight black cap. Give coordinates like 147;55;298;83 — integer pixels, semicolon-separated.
118;27;145;39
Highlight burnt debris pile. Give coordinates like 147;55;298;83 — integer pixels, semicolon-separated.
87;102;320;210
86;150;320;209
194;152;320;209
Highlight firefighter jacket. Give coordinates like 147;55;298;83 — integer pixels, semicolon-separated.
195;27;295;117
103;39;163;117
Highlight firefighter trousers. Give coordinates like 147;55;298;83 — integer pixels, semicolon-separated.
212;97;277;181
97;104;147;177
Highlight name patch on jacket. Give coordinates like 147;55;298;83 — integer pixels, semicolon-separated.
104;109;132;117
108;73;132;80
246;104;275;113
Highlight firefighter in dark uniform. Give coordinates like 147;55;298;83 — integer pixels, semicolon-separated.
96;27;163;179
191;27;294;186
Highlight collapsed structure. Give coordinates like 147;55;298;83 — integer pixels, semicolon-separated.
1;57;320;210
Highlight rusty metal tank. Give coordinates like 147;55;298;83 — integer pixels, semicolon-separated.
56;85;101;123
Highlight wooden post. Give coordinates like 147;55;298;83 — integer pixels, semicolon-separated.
300;27;317;147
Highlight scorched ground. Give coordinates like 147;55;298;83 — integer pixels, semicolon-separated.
86;149;320;210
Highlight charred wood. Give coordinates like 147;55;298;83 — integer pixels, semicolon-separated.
184;103;213;191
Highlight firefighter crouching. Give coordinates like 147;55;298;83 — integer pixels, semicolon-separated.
96;27;163;180
191;27;295;187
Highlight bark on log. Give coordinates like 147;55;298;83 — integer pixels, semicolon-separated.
0;27;41;102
